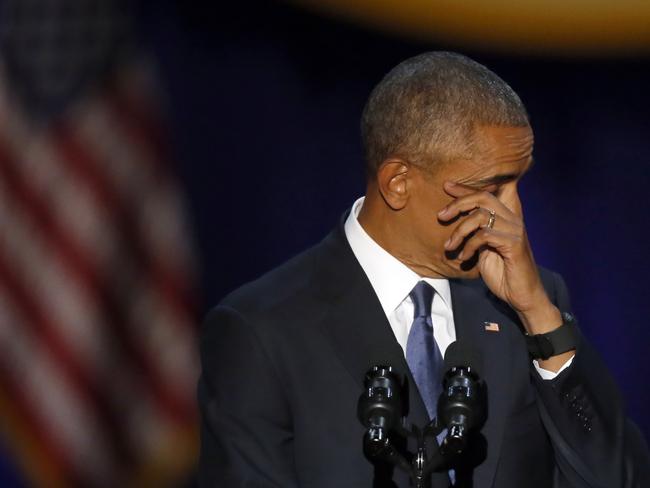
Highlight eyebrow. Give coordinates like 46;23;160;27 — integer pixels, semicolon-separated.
471;173;521;187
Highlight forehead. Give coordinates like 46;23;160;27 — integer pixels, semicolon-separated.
447;125;534;183
473;125;534;157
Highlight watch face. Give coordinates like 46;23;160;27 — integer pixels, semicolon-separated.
526;313;577;360
526;334;549;360
538;336;555;360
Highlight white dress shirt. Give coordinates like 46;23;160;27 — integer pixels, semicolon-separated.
343;197;571;380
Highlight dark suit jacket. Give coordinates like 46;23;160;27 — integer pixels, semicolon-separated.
198;220;649;487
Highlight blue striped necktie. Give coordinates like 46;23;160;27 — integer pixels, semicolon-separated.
406;280;444;421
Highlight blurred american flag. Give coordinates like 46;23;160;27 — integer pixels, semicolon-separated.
0;1;199;486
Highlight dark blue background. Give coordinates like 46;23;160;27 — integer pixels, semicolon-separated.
145;0;650;441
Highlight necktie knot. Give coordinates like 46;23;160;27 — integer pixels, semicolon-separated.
409;281;434;319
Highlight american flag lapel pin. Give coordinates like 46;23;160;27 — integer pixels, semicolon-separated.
484;321;500;332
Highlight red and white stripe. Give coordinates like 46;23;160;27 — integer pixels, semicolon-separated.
0;60;199;486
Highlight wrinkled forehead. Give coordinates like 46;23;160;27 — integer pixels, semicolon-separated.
444;125;534;187
471;125;534;161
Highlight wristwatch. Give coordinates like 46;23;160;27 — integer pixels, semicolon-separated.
525;312;577;360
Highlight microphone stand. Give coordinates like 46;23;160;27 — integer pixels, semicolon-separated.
359;363;483;487
362;416;453;488
357;366;462;488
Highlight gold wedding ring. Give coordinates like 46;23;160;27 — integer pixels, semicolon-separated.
486;209;496;229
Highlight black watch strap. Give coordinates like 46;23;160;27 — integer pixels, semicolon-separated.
525;312;577;360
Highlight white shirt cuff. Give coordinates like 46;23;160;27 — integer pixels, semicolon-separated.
533;355;574;380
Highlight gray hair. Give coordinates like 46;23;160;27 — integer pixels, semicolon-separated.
361;51;529;177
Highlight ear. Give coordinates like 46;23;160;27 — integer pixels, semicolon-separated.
376;158;410;210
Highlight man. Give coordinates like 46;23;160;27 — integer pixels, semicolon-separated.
198;52;649;487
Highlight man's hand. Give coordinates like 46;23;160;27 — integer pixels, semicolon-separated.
437;181;573;370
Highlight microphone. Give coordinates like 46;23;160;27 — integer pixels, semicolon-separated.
357;365;403;443
437;341;486;455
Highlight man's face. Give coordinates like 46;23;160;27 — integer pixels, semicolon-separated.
400;124;534;279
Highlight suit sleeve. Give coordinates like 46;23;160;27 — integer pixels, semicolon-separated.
197;305;299;487
532;272;650;488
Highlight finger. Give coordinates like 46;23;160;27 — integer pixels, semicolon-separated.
438;190;515;222
457;228;522;261
444;208;521;251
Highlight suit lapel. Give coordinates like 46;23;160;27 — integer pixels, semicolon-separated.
314;224;430;428
450;279;515;488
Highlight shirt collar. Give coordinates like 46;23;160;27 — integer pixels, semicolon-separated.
344;197;452;317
